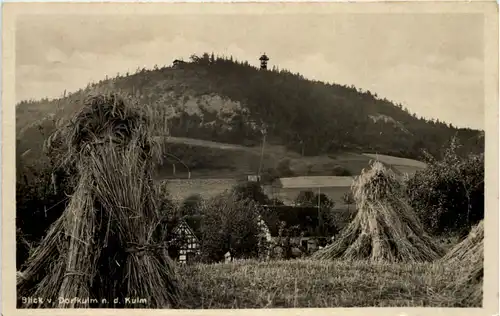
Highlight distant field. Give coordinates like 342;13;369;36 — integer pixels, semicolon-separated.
157;138;428;205
158;138;396;179
362;153;427;176
163;178;237;202
175;259;473;308
263;185;352;206
166;136;254;152
163;177;353;206
362;153;427;168
159;138;428;179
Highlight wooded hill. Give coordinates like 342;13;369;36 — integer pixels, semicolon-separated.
16;53;484;172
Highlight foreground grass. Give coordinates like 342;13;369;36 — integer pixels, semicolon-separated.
176;259;474;308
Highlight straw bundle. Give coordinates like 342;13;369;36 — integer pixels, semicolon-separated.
441;220;483;306
313;161;444;262
17;93;178;308
442;220;483;264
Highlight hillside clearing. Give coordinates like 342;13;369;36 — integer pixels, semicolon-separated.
362;153;427;168
166;136;255;152
362;153;427;176
175;259;475;308
159;137;428;179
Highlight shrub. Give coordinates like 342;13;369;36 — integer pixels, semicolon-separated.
406;137;484;235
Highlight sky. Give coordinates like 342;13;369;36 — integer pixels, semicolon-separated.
16;13;485;129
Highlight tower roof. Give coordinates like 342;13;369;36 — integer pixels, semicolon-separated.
259;54;269;61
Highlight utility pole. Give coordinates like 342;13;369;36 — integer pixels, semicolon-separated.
257;125;267;179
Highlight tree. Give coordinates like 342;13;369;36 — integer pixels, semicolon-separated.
199;193;262;262
342;191;355;211
180;193;203;217
295;190;316;206
295;190;334;209
407;136;484;235
316;192;335;209
276;159;295;177
16;155;74;269
232;181;271;205
260;167;280;184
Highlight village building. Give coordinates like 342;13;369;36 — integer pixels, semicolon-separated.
170;219;201;264
262;205;331;254
247;174;261;183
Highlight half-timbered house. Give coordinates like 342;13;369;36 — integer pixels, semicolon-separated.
171;219;201;264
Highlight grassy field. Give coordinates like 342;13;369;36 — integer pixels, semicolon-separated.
362;153;427;176
152;137;428;205
175;259;473;308
156;137;427;180
164;178;238;201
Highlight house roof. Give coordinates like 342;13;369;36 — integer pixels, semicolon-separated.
173;219;200;243
273;176;355;189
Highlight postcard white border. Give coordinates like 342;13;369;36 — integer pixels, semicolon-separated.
2;2;498;316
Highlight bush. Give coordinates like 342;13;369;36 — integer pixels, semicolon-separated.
406;137;484;235
198;193;262;262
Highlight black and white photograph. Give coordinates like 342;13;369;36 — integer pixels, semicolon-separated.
3;2;498;313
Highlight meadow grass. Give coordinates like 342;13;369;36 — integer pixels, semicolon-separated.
175;259;472;308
